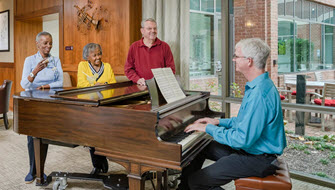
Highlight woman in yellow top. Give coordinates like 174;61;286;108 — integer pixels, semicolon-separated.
77;43;116;87
77;43;116;175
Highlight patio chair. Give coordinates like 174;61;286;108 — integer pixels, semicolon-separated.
277;87;293;122
307;83;335;131
0;80;13;130
314;71;324;81
282;74;298;122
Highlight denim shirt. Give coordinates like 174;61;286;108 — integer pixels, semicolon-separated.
20;52;63;90
206;72;287;155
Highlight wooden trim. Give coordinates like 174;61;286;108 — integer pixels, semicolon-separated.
59;3;64;66
0;62;14;68
62;64;77;72
15;6;62;21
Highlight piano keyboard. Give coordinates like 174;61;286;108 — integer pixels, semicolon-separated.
178;131;205;151
164;130;206;151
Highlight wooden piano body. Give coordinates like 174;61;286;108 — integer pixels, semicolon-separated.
13;81;224;190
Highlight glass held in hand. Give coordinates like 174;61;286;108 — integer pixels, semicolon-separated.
41;58;49;68
87;76;96;85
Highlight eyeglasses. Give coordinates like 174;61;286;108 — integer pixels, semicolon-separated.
232;54;249;59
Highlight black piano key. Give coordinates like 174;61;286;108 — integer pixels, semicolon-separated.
165;131;194;143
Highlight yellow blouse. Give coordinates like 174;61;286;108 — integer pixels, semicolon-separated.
77;61;116;87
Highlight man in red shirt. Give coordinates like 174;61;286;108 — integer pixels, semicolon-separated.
124;18;176;86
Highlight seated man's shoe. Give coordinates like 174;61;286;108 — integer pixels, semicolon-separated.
90;159;108;175
90;167;102;175
101;159;109;173
25;173;36;184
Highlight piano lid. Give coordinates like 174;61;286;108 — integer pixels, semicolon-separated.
50;81;149;105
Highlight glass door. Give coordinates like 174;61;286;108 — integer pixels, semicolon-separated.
189;0;224;111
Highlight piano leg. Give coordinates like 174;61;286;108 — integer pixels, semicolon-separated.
156;171;169;190
33;137;49;186
163;170;169;190
156;172;162;190
127;174;144;190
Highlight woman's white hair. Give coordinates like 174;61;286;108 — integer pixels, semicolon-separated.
82;43;102;60
236;38;270;69
35;31;52;42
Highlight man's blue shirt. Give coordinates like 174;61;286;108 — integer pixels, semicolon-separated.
206;72;287;155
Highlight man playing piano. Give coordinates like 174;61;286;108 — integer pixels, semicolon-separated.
124;18;176;86
178;38;287;190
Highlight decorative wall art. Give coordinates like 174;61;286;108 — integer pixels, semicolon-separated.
74;0;109;34
0;10;9;52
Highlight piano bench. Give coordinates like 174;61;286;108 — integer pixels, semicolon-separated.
234;159;292;190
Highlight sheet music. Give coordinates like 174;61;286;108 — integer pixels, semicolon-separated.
151;68;186;103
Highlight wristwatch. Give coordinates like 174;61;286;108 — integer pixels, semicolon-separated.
29;72;35;78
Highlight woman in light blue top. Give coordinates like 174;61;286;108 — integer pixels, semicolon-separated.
20;32;63;90
20;31;63;184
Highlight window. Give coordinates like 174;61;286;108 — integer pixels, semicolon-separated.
286;0;294;17
325;25;334;69
302;1;309;20
317;4;324;23
201;0;214;13
295;0;302;19
190;0;200;11
295;20;310;71
310;2;317;21
189;0;222;96
278;0;335;73
278;18;294;73
278;0;285;16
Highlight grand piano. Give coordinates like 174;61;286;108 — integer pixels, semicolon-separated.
13;80;224;190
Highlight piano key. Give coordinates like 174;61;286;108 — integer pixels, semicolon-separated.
178;131;205;151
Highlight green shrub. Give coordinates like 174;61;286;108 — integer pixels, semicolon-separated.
313;142;335;151
320;159;329;165
285;130;294;134
304;150;311;155
329;152;335;160
314;172;328;178
289;143;308;151
230;82;242;98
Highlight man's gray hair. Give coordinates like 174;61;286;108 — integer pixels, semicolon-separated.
36;31;52;42
141;18;157;28
82;43;102;60
236;38;270;69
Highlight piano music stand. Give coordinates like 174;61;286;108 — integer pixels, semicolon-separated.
145;78;167;109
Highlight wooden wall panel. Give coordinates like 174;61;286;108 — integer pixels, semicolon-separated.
129;0;143;43
0;63;15;110
14;21;42;92
63;0;142;78
15;0;62;16
14;0;141;88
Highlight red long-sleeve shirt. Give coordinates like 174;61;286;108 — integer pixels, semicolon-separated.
124;38;175;83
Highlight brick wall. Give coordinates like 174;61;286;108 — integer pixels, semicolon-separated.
234;0;279;93
311;0;335;7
